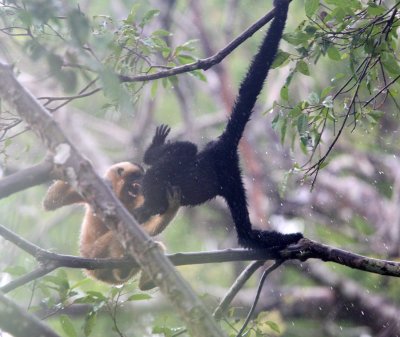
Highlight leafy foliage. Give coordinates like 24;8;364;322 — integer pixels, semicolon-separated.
271;0;400;180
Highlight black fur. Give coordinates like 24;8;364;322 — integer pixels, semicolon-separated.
135;0;303;249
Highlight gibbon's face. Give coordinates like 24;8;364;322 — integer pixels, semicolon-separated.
105;162;145;210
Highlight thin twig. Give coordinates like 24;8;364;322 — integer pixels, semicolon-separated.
235;260;284;337
213;261;265;319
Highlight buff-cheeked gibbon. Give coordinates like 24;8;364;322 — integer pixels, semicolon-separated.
43;162;180;289
134;0;303;251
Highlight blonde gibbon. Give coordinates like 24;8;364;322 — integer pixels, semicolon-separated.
43;162;180;289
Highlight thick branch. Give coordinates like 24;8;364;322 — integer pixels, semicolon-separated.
0;159;53;199
0;62;226;337
0;291;60;337
118;7;276;83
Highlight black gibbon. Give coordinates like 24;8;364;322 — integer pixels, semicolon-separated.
134;0;303;250
43;162;180;288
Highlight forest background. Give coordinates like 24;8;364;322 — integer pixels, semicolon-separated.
1;1;400;337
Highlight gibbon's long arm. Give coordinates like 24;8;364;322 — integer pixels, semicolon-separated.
135;0;303;250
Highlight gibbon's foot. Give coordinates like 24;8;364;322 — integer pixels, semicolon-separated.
238;230;303;250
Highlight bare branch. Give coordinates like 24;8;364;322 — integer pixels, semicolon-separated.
214;261;265;319
0;159;54;199
236;261;283;337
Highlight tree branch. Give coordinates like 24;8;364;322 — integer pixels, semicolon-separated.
118;7;276;83
213;261;265;319
236;261;283;337
2;223;400;295
0;158;54;199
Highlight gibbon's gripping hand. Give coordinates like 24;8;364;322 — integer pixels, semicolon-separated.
166;184;181;211
153;124;171;146
140;183;181;236
144;124;172;165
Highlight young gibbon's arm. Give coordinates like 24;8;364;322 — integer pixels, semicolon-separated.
134;0;303;250
42;162;180;286
43;181;84;211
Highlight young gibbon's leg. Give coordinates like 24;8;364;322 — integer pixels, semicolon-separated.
81;231;138;283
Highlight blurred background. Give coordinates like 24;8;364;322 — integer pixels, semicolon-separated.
1;0;400;336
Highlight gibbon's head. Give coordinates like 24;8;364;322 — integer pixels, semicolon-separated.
105;162;145;210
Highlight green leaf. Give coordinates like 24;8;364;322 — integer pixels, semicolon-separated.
25;40;46;61
289;104;302;118
296;60;310;76
47;53;63;73
127;293;152;301
305;0;319;17
190;70;207;82
177;54;196;65
272;50;290;68
327;46;341;61
152;29;171;37
278;169;292;198
381;52;400;76
67;9;90;46
283;32;310;46
140;9;160;28
321;86;334;98
58;70;77;93
367;3;386;16
280;85;289;101
307;92;319;105
44;275;70;291
297;113;308;136
59;315;77;337
265;320;281;334
83;311;97;337
280;116;287;144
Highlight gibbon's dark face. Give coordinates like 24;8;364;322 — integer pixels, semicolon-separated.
105;162;145;210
